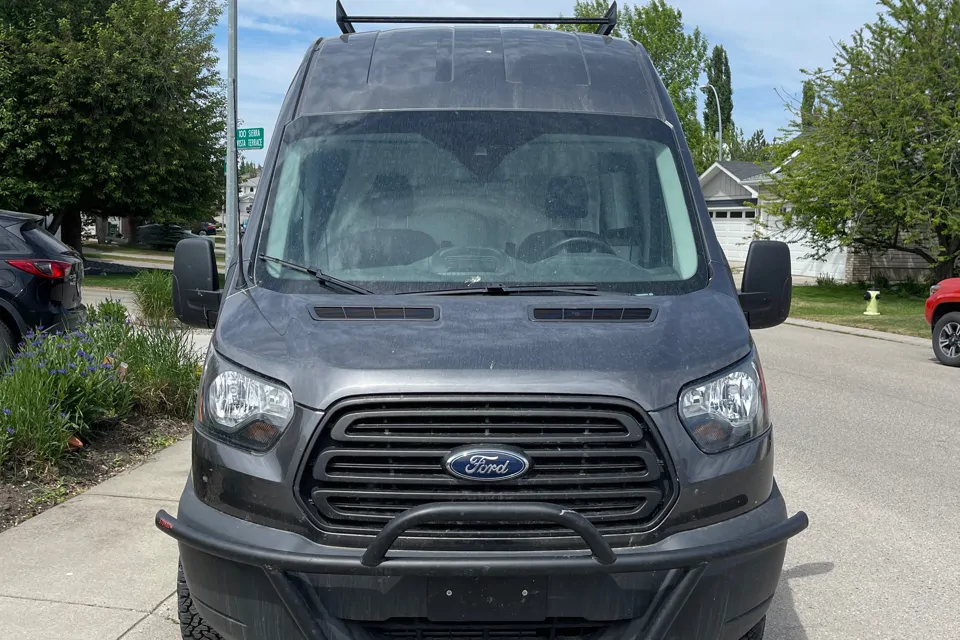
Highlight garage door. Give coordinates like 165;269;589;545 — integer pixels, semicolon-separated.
764;213;847;281
708;210;756;263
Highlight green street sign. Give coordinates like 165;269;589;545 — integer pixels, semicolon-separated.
236;127;264;150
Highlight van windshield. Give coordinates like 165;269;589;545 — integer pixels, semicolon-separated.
257;111;708;295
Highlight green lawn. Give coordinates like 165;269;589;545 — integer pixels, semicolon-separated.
82;272;142;289
83;270;226;290
789;284;930;338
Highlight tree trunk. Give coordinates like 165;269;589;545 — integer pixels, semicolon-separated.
933;258;956;283
46;212;64;235
60;212;84;259
95;217;108;244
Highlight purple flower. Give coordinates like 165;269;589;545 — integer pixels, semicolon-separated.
80;371;88;378
101;363;113;370
59;412;68;419
2;409;10;416
49;369;58;375
5;427;13;435
31;339;43;347
69;363;77;369
87;366;97;372
57;368;67;375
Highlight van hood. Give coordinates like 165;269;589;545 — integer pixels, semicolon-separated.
213;283;752;412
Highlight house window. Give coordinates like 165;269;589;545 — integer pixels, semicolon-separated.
745;210;756;218
730;211;743;219
715;211;728;219
708;211;714;218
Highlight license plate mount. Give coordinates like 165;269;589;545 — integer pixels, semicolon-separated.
426;576;547;622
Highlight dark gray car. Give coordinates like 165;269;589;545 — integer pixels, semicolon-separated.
158;4;807;640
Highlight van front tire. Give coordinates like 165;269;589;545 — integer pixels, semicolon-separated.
178;561;223;640
740;617;765;640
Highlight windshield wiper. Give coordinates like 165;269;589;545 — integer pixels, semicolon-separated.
399;284;603;296
258;254;373;295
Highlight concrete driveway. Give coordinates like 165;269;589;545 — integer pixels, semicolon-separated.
0;323;956;639
755;325;960;639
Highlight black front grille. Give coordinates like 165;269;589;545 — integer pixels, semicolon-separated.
297;396;673;548
364;618;612;640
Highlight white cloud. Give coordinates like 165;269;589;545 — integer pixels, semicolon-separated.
237;15;302;35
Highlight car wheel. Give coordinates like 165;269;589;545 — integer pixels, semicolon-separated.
739;617;765;640
932;311;960;367
178;561;223;640
0;322;15;368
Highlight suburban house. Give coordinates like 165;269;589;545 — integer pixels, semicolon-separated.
239;176;259;217
698;160;929;283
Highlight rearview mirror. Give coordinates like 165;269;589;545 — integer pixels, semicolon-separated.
172;237;221;328
738;240;792;330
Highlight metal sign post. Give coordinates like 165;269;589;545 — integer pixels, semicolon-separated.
225;0;239;269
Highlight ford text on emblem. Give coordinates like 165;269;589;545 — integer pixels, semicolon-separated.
443;447;531;482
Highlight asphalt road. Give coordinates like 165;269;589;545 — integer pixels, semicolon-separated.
755;324;960;639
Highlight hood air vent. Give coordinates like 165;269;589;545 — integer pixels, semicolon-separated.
531;306;656;322
311;306;439;321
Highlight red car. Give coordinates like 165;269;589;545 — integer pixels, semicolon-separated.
926;277;960;366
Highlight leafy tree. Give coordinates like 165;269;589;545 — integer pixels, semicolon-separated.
239;157;260;180
769;0;960;281
800;80;817;131
545;0;710;171
703;45;733;147
729;128;769;164
0;0;225;256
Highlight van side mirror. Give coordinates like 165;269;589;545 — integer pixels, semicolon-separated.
172;237;221;329
738;240;792;330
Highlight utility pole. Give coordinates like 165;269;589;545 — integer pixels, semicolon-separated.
700;83;722;163
225;0;238;269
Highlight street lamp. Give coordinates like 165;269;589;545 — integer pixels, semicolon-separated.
700;83;722;163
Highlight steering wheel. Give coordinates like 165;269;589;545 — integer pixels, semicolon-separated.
541;236;616;260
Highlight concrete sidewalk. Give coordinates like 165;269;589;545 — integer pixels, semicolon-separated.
0;438;191;640
0;326;210;640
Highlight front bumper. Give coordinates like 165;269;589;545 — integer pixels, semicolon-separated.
157;484;807;640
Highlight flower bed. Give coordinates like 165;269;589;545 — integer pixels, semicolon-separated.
0;299;201;470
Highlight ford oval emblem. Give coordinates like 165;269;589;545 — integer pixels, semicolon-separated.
443;447;531;482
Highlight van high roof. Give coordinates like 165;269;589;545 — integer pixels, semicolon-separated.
292;1;665;119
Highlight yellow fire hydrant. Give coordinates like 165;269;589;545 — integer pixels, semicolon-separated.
863;289;881;316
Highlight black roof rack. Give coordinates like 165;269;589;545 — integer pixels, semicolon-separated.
335;0;618;36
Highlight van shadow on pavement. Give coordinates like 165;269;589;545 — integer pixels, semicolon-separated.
766;561;835;639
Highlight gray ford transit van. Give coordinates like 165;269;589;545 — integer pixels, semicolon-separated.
157;4;808;639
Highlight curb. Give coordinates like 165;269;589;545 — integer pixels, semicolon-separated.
783;318;930;347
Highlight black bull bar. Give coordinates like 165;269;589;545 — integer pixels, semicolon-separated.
156;502;809;640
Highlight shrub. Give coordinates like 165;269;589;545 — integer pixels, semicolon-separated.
121;323;201;418
816;273;837;287
0;299;201;469
132;270;175;325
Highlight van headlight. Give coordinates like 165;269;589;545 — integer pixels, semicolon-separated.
678;352;770;453
197;349;295;451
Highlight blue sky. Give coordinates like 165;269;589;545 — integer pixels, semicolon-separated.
215;0;884;165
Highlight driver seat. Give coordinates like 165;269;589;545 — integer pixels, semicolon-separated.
336;173;438;269
516;176;603;263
